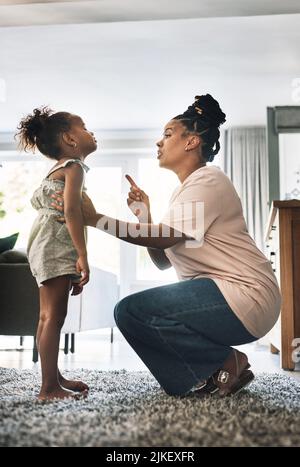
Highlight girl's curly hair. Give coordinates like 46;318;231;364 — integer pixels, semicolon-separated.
15;106;73;160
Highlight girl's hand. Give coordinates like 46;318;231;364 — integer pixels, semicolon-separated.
76;254;90;287
125;174;151;222
70;282;83;296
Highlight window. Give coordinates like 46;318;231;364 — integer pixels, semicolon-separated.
136;158;178;281
85;166;122;277
0;148;180;297
0;160;52;248
279;134;300;200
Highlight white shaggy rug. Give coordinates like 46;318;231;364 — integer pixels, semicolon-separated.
1;368;300;447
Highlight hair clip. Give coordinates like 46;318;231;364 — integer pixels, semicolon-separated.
194;106;203;115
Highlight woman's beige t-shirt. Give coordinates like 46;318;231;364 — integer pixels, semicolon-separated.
161;165;281;338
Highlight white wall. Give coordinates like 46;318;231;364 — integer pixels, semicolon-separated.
1;14;300;132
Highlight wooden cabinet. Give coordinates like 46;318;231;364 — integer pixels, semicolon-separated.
265;200;300;370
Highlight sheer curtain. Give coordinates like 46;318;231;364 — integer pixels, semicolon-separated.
223;127;269;251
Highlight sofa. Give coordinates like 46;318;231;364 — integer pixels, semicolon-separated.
0;249;39;360
0;249;119;361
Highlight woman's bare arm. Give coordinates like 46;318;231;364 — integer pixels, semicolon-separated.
94;212;185;249
52;191;185;250
125;174;172;268
147;247;172;270
139;215;172;270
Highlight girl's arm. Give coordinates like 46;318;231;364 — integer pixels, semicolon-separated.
63;164;89;284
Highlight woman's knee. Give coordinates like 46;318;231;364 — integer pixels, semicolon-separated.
114;293;148;329
114;297;131;328
114;290;156;329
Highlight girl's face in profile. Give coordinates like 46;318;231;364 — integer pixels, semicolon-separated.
70;116;98;156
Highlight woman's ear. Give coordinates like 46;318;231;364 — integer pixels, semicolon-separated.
187;135;201;150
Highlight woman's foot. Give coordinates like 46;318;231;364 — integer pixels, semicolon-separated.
211;349;252;396
38;386;88;401
58;375;89;393
190;378;219;398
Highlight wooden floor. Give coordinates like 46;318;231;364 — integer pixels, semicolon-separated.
0;330;299;380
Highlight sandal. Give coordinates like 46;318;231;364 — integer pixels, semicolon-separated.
192;369;254;398
210;349;253;397
190;378;219;398
226;369;255;395
191;350;254;398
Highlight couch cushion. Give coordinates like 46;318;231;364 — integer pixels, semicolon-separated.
0;233;19;254
0;249;28;263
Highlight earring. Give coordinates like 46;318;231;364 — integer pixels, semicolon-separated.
73;143;77;148
185;147;188;151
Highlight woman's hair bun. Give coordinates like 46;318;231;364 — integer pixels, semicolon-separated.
192;94;226;127
174;93;226;162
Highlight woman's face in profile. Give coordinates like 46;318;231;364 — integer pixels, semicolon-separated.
156;120;188;170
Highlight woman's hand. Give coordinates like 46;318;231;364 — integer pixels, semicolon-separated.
51;190;98;227
51;190;65;223
125;174;151;222
81;192;98;227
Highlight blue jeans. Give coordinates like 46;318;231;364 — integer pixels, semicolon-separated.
114;278;257;396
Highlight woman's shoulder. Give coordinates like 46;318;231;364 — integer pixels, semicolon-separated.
174;166;237;205
182;165;225;189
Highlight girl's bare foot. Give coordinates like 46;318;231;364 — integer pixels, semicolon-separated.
38;386;88;401
58;375;89;393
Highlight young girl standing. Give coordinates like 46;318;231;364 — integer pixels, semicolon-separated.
16;107;97;400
